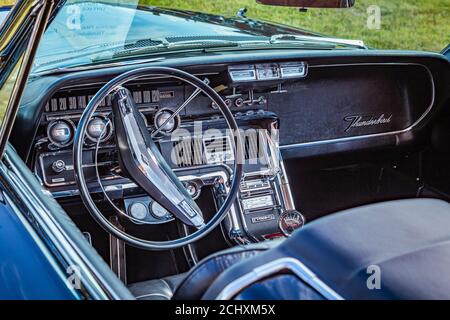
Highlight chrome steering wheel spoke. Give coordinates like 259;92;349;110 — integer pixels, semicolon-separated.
73;66;243;250
111;87;205;229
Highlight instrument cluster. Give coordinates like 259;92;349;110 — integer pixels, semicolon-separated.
46;116;113;149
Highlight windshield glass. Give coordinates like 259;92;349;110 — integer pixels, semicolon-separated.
34;0;275;72
32;0;449;73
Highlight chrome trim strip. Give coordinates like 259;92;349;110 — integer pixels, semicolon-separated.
215;257;343;300
280;62;436;150
178;169;242;235
0;0;49;155
278;159;295;211
265;127;296;211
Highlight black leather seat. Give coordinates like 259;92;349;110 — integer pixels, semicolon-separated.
128;273;186;300
204;198;450;300
128;240;280;300
130;198;450;300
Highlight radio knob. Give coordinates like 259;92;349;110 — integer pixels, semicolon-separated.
184;182;200;199
235;97;244;108
52;160;66;173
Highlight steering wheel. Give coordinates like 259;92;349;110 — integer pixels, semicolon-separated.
73;67;243;250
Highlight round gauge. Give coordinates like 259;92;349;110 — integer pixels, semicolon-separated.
86;116;112;143
151;201;169;219
47;120;75;147
278;210;305;237
128;202;148;220
154;109;180;135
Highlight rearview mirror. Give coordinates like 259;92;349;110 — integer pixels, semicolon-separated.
256;0;355;8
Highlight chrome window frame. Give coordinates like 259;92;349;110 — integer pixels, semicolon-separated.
0;0;55;156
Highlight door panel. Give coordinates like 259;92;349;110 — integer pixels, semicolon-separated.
0;187;79;299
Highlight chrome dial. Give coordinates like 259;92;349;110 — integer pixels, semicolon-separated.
151;201;170;219
128;202;149;220
278;210;305;237
86;116;111;143
153;109;180;135
47;120;75;147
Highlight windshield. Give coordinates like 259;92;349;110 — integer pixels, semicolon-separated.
32;0;449;73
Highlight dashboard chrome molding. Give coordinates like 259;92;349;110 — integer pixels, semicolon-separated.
215;257;343;300
37;149;118;188
177;168;243;237
280;62;436;150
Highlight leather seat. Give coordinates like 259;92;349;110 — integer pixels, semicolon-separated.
128;273;185;300
130;198;450;300
204;199;450;300
128;240;280;300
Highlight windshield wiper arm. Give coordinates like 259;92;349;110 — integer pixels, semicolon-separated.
92;39;239;62
270;34;367;49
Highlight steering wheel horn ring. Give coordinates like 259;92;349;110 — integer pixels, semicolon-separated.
73;67;244;250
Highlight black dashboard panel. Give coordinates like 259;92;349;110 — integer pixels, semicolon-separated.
12;50;450;164
269;63;433;145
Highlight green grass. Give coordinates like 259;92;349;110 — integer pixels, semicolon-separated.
145;0;450;52
0;0;448;52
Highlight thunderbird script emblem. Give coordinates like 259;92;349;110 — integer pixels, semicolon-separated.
344;114;393;132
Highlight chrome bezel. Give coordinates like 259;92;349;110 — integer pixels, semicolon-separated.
46;119;76;148
153;108;181;135
85;115;113;144
278;210;305;237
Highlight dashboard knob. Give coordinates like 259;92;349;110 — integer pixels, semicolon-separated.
128;202;149;220
235;97;244;108
52;160;66;173
224;99;232;108
184;182;200;199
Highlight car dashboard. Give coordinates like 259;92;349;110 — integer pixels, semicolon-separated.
13;50;450;249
